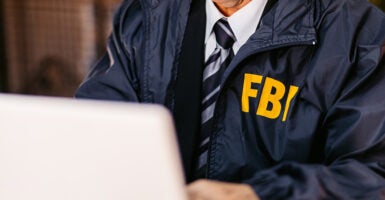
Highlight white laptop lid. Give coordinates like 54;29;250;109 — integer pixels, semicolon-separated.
0;94;187;200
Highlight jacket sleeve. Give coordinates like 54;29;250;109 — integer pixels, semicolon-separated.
245;4;385;200
75;0;141;102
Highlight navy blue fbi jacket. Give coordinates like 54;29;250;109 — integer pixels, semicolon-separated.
76;0;385;199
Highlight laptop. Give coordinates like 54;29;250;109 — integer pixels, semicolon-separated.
0;94;187;200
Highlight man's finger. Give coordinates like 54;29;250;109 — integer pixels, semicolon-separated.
187;180;260;200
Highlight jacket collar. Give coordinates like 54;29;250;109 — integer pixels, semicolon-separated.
221;0;318;86
250;0;317;46
141;0;317;45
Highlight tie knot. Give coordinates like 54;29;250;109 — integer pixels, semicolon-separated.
213;19;236;49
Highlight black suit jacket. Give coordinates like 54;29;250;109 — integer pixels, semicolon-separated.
174;0;206;183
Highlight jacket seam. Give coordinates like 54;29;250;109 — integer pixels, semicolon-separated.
141;0;151;102
167;1;192;112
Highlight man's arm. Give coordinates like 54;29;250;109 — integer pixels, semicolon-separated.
244;44;385;199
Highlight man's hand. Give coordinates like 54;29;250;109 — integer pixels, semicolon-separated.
187;179;260;200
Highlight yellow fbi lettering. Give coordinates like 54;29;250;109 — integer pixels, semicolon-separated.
241;73;299;122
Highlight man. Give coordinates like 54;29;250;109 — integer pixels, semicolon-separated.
76;0;385;199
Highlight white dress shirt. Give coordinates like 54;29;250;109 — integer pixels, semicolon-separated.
205;0;268;61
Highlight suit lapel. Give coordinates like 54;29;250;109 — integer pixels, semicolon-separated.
174;0;206;183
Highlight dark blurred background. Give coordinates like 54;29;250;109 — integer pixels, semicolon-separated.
0;0;122;97
0;0;384;97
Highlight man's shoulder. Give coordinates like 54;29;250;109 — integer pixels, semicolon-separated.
115;0;191;25
115;0;191;35
313;0;385;35
118;0;190;10
314;0;385;18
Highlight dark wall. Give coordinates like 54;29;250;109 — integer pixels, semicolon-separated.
0;0;7;92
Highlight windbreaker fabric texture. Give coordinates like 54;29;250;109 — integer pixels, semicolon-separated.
76;0;385;199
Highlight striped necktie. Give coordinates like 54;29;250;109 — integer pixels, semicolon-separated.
195;18;236;178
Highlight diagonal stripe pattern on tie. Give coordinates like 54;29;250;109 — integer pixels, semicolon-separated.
195;18;236;178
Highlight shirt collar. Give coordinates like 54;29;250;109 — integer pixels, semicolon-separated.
205;0;224;43
205;0;268;46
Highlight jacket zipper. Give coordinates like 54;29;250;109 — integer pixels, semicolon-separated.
206;39;317;178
